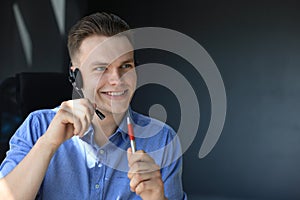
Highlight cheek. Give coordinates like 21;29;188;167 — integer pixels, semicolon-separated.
82;76;101;93
126;71;137;87
94;76;105;88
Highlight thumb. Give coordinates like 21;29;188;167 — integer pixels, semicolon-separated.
127;147;132;164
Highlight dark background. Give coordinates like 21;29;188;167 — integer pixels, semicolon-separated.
1;0;300;199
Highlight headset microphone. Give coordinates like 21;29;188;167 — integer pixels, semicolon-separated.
68;68;105;120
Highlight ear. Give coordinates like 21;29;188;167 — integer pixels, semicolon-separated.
70;65;76;72
69;59;79;71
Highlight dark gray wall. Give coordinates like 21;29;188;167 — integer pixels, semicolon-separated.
0;0;87;81
1;0;300;199
87;0;300;199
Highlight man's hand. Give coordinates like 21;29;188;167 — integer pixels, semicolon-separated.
0;98;95;200
127;148;167;200
43;98;95;148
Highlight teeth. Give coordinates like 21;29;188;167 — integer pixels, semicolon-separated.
107;91;126;96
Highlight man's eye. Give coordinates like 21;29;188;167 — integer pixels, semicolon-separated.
121;64;133;69
95;66;107;71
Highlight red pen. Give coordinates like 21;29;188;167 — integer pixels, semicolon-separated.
127;117;136;153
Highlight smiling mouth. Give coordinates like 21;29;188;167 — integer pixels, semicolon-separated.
102;90;128;96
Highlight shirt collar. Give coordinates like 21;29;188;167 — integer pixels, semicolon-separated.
80;125;98;149
115;107;136;141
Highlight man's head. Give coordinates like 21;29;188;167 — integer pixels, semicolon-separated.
67;12;136;117
68;12;131;64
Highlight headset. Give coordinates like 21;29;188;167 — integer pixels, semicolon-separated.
68;66;105;120
68;68;83;97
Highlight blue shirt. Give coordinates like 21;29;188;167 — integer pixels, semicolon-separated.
0;108;187;200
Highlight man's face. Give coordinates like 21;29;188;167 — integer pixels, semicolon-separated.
75;35;137;116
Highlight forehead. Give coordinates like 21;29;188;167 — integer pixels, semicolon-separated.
78;35;134;68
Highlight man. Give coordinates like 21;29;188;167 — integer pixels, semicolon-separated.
0;12;186;199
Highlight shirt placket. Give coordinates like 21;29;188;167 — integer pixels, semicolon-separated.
90;147;107;199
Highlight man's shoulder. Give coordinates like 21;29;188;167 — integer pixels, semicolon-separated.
26;108;58;121
20;108;58;130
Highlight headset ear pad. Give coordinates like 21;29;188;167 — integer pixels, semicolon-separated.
74;68;83;89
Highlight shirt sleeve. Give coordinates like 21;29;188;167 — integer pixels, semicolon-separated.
0;111;46;178
161;127;188;200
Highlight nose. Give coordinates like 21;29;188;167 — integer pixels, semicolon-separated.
107;68;122;85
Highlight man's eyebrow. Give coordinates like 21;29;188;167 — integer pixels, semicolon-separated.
90;58;134;67
120;58;134;64
90;61;109;66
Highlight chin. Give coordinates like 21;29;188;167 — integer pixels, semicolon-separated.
111;107;129;115
107;103;130;115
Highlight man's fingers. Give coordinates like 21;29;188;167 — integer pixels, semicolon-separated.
127;150;154;167
129;173;151;192
128;162;160;178
61;99;94;122
127;147;132;161
59;99;94;136
135;180;152;195
129;170;162;194
58;109;82;135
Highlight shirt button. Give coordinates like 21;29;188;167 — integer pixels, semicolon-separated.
99;149;105;154
95;184;100;189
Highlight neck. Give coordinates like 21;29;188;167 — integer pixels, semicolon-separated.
92;111;126;147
